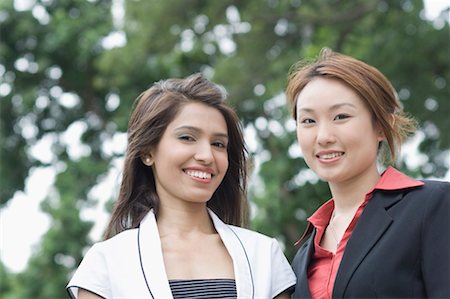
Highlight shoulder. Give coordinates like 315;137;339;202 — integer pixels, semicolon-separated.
418;179;449;214
209;208;277;245
224;224;276;244
380;178;450;226
91;228;139;254
71;228;141;279
421;179;450;192
223;226;296;296
222;224;288;257
377;177;450;202
67;228;141;298
292;231;314;263
408;178;449;191
403;179;450;202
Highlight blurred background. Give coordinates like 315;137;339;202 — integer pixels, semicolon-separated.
1;0;449;297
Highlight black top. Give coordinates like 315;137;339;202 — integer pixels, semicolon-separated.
169;279;237;299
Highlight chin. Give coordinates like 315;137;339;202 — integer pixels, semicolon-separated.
187;195;214;204
316;171;342;183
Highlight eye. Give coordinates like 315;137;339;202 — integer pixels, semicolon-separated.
212;141;227;149
334;114;350;120
299;118;315;125
178;134;195;141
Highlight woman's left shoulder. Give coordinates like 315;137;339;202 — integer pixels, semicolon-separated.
418;179;450;197
226;224;277;244
422;178;450;188
407;179;450;213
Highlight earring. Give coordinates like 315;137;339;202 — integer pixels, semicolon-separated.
143;156;153;166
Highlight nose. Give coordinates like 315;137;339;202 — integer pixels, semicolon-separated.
194;141;214;163
316;122;336;146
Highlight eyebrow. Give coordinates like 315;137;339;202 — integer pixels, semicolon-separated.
297;102;357;113
174;125;229;139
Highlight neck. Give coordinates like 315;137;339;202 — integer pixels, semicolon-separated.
156;203;215;236
329;167;381;215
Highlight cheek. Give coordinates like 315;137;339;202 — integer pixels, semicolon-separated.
348;130;380;154
217;152;229;170
296;130;312;151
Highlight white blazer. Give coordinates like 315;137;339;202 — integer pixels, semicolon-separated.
67;209;296;298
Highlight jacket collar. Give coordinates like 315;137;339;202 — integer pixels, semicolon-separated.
208;210;254;298
137;209;254;299
137;209;171;299
332;191;400;298
293;230;315;298
333;181;424;297
295;167;423;246
294;192;403;298
294;168;424;298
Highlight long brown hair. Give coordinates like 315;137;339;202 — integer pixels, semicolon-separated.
286;47;416;162
104;73;249;239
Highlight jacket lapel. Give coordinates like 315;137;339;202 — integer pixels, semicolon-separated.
138;210;173;299
332;192;403;298
293;229;315;298
208;209;254;298
136;209;256;298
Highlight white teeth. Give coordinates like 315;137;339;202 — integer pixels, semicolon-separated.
185;170;212;179
320;152;343;159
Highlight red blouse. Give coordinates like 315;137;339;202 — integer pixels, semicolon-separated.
305;167;423;299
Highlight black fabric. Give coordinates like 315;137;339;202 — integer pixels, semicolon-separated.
169;278;237;299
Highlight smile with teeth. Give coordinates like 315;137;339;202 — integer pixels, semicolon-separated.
184;170;212;179
317;152;344;160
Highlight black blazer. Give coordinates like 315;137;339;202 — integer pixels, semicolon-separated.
292;180;449;298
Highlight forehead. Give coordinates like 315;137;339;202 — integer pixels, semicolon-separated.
167;102;228;133
296;77;365;109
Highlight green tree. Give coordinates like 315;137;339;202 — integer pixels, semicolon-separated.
1;0;112;297
210;0;450;258
1;0;448;297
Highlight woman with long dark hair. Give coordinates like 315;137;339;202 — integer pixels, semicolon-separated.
67;73;295;299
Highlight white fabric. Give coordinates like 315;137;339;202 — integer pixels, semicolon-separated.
67;209;296;299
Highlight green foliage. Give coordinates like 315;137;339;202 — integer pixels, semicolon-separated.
1;0;449;296
0;261;12;296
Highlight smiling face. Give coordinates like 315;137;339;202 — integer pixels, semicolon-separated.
148;102;229;208
295;77;384;187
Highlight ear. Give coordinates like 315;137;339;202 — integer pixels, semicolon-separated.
377;128;385;142
374;121;386;142
377;114;395;141
141;155;154;166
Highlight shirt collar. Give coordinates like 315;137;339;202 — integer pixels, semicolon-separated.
307;167;423;229
139;209;254;299
308;200;334;229
372;166;424;191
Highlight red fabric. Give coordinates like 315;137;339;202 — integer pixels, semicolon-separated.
306;167;423;299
